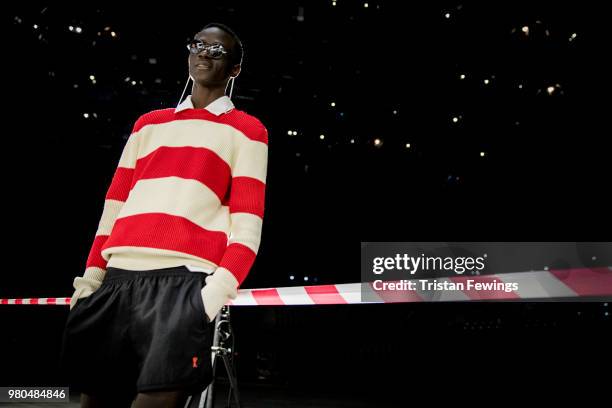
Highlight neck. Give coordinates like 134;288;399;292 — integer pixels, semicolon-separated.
191;82;227;109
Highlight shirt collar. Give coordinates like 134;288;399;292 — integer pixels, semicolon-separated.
174;94;235;115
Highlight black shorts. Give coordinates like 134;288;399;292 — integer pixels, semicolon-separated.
59;265;214;400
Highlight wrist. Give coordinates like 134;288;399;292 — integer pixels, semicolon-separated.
205;267;239;298
201;268;239;321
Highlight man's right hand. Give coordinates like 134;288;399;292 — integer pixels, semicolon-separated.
69;287;94;310
69;270;105;310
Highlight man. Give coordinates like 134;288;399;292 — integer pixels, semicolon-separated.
60;22;268;408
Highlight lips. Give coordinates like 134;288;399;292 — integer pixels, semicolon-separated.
194;62;212;70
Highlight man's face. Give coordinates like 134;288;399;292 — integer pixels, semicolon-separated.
189;27;236;86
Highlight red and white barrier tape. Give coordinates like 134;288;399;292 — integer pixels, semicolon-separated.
1;267;611;306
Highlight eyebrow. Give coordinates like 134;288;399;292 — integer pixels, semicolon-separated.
194;37;224;46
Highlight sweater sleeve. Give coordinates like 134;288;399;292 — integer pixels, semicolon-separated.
80;118;142;283
215;124;269;288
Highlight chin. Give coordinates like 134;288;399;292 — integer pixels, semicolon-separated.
193;77;212;87
189;68;207;77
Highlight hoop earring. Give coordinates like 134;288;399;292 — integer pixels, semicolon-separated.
176;73;192;109
226;76;236;99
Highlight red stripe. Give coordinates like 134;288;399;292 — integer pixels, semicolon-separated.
449;275;520;300
106;167;134;201
101;213;228;264
550;267;612;296
0;298;66;305
133;109;268;144
304;285;348;304
86;234;109;269
218;243;257;285
251;289;284;305
368;280;424;303
133;146;231;201
228;177;266;217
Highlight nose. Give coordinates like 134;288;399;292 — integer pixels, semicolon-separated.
191;52;211;66
195;46;213;58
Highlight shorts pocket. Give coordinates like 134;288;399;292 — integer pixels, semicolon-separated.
70;293;91;314
193;279;211;327
69;285;106;317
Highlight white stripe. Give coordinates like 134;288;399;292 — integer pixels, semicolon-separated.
118;133;139;168
117;177;230;233
335;283;362;304
230;290;258;305
228;212;263;254
276;286;315;305
360;282;387;304
232;136;268;182
96;199;124;235
498;271;578;298
136;120;234;165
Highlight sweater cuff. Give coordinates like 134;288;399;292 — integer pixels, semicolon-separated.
200;267;239;321
83;267;107;284
73;267;106;297
204;267;239;299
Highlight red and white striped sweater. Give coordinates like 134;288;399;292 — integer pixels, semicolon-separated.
81;95;268;290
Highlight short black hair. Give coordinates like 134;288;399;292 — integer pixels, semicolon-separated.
201;22;243;66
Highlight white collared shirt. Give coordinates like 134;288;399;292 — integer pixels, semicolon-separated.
174;94;235;115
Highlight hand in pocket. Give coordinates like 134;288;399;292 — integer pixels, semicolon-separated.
69;288;93;311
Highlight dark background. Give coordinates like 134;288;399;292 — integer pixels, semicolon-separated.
2;1;610;404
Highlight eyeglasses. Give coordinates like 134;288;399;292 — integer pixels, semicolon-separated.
186;40;229;59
